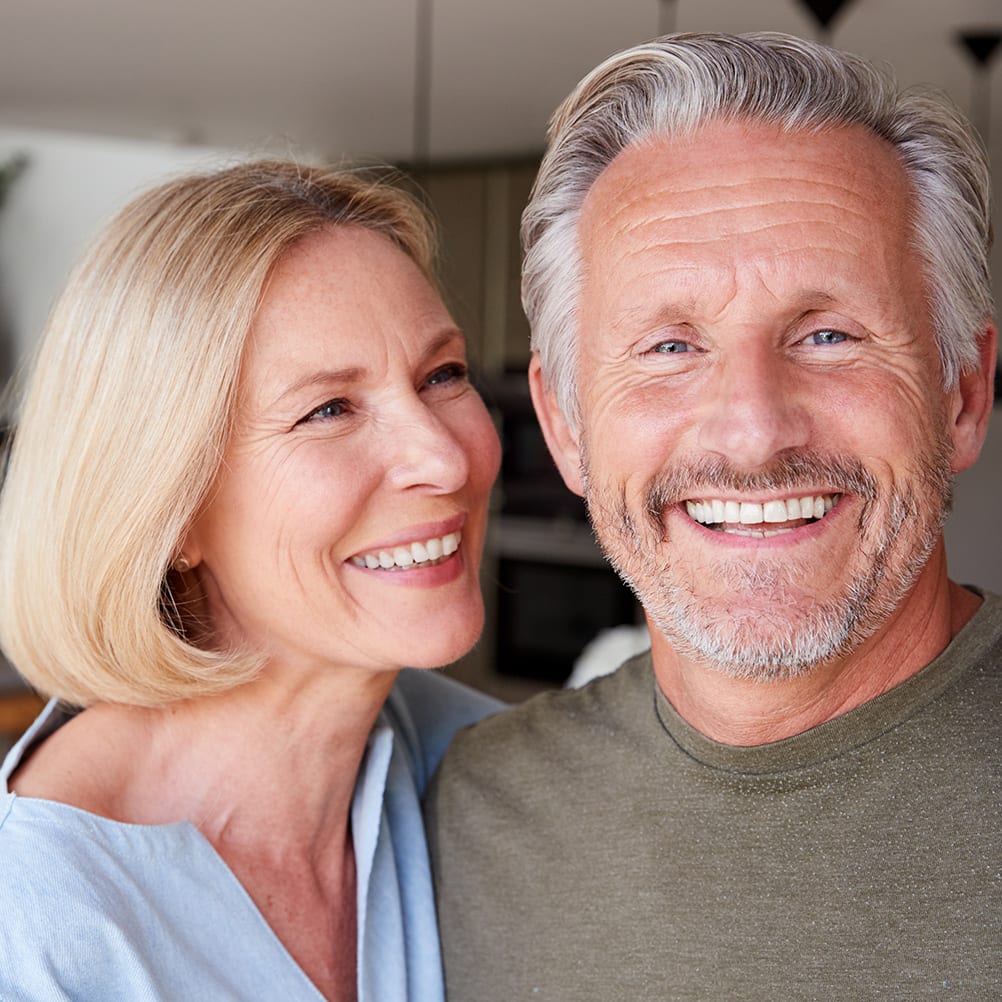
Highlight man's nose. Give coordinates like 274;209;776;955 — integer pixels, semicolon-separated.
384;397;470;494
696;347;810;469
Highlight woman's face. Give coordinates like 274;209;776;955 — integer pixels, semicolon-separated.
186;226;500;679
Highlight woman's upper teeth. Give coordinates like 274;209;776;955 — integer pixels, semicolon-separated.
685;495;838;526
351;531;461;570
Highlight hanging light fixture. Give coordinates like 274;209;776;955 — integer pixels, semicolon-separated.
957;30;1001;68
956;29;1001;142
795;0;854;40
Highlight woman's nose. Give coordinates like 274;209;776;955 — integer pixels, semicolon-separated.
696;348;810;470
384;398;471;494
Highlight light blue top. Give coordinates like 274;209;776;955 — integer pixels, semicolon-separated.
0;669;501;1001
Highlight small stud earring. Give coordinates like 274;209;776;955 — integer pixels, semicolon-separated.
172;555;192;573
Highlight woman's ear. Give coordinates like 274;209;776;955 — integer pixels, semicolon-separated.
172;530;204;574
949;322;997;474
528;355;585;497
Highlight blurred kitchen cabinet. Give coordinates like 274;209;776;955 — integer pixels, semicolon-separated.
408;160;537;378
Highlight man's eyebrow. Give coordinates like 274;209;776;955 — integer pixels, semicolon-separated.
610;301;695;331
613;291;842;329
793;291;839;309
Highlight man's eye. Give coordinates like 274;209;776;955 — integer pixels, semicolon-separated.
426;363;467;387
806;329;848;346
302;398;350;423
651;341;691;354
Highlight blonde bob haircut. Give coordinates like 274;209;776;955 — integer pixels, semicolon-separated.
0;159;436;708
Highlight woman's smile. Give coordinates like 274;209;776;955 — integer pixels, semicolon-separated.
185;225;501;673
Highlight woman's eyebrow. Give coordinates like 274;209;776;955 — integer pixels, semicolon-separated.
273;366;366;406
268;328;464;408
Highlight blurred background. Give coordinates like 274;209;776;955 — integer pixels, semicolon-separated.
0;0;999;712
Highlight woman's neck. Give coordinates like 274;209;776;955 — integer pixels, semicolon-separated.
14;663;398;852
11;663;396;1002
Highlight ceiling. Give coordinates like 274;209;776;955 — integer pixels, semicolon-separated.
2;0;1000;165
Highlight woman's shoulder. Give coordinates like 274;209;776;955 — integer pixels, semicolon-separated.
0;793;197;960
0;832;155;1001
3;700;143;818
383;670;506;790
0;797;318;1000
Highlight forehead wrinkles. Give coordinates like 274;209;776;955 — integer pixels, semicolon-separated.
582;175;889;279
631;185;869;246
578;123;914;276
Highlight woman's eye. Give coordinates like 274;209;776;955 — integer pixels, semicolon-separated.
806;329;848;346
301;398;350;423
425;363;467;387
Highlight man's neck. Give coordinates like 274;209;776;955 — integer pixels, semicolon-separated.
649;558;981;747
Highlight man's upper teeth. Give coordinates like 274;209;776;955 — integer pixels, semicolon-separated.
351;531;461;570
685;495;837;526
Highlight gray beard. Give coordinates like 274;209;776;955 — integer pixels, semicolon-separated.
583;445;954;682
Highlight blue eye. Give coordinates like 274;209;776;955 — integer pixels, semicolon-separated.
651;341;691;354
302;398;350;423
807;329;847;346
426;363;467;386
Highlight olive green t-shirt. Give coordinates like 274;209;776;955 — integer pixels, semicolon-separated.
427;593;1002;1000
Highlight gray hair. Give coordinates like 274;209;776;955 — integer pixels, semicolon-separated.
522;32;994;429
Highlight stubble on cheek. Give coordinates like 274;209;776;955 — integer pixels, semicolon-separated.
578;432;956;679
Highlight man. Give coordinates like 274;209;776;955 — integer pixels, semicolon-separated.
426;32;1000;1000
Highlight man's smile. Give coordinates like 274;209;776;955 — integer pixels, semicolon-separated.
683;493;841;537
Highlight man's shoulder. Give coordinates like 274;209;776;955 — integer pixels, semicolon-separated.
385;669;506;790
927;590;1002;739
939;589;1002;695
436;652;655;784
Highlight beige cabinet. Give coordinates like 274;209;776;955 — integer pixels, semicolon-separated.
409;161;537;379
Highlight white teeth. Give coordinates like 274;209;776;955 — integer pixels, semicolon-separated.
351;531;461;570
685;494;841;530
763;500;788;523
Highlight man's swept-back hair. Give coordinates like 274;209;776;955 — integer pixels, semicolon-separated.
522;31;994;428
0;159;436;707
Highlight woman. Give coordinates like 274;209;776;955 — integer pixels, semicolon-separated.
0;160;502;1001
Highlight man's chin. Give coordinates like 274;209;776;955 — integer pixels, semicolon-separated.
650;602;857;682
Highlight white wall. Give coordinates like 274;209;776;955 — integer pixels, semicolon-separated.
0;127;242;372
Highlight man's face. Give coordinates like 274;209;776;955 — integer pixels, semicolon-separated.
535;120;979;679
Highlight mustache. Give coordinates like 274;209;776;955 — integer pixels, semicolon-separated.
641;451;879;529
